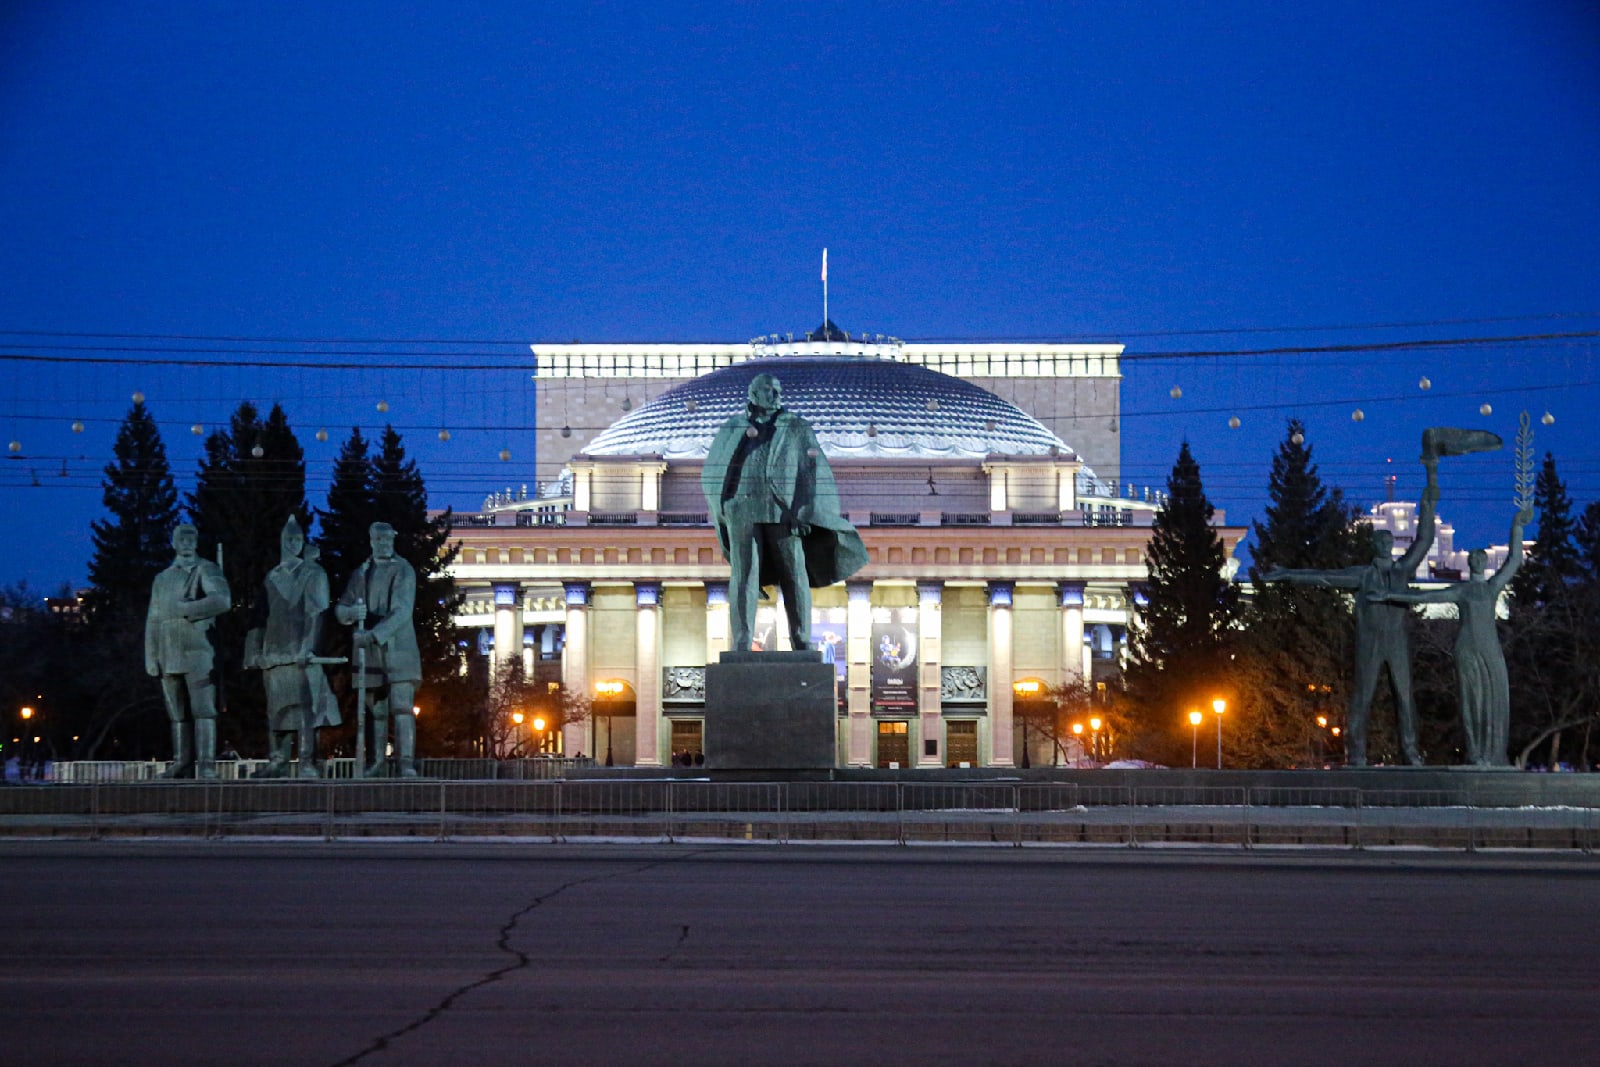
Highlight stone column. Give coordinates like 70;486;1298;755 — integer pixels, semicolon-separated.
987;581;1015;767
633;583;663;767
1058;580;1087;686
561;582;590;759
845;580;873;767
704;582;730;662
491;583;523;681
917;581;944;767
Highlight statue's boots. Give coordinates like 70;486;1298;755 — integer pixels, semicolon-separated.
194;719;218;780
396;714;418;778
159;722;194;779
362;718;390;778
296;725;321;779
252;733;293;779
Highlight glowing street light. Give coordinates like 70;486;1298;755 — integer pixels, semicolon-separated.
1211;697;1226;769
1089;716;1103;762
1188;709;1203;768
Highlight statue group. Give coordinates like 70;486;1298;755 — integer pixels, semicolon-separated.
145;519;419;780
1264;427;1527;767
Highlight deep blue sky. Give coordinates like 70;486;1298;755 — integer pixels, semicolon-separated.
2;1;1598;591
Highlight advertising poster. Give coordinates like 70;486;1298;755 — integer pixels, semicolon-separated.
812;610;848;711
871;607;919;713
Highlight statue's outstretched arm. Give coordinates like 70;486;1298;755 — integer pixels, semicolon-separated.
1261;566;1362;590
1397;460;1441;573
1488;508;1534;594
1368;585;1457;606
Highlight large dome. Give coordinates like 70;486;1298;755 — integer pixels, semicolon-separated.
580;355;1080;462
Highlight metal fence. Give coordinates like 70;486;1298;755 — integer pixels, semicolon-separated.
2;780;1597;851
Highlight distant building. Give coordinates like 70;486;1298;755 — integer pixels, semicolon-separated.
445;325;1245;768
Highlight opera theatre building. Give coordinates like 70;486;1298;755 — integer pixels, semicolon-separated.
446;325;1243;769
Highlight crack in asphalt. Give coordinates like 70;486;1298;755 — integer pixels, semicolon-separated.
328;852;709;1066
658;923;691;963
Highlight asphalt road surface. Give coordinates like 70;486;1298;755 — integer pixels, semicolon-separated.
2;843;1597;1066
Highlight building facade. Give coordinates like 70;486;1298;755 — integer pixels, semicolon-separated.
448;328;1245;768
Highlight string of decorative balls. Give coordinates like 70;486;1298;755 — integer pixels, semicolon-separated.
1166;380;1554;431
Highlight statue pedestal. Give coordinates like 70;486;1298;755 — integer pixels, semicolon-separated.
704;651;836;771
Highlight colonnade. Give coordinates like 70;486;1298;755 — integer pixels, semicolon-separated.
481;577;1102;769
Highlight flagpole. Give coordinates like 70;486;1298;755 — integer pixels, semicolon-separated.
821;247;828;330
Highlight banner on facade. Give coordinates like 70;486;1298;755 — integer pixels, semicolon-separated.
871;607;918;714
812;610;848;711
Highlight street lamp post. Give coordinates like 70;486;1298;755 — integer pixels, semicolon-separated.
1071;722;1085;766
20;706;36;779
1089;716;1103;763
1188;709;1203;769
1212;698;1226;769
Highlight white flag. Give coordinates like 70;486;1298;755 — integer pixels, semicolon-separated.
821;248;828;283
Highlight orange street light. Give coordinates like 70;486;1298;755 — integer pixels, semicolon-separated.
511;711;525;725
1188;709;1203;768
20;706;34;720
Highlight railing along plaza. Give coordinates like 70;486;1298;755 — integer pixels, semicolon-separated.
2;775;1597;851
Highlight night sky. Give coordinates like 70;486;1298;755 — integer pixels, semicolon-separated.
1;1;1597;592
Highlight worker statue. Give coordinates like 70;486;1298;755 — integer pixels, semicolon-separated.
1262;427;1500;766
145;523;231;779
702;372;867;652
244;516;340;778
336;522;421;777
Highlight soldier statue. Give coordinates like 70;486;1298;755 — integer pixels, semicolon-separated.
145;523;231;779
336;522;421;777
245;516;340;778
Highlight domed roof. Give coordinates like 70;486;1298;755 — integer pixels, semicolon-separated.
581;355;1082;463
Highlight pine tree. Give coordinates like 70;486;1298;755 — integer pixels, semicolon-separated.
1574;500;1600;580
1237;420;1367;767
186;401;308;749
84;400;181;625
1125;441;1240;762
1510;453;1582;605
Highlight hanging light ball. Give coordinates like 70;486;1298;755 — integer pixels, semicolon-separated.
70;420;84;434
437;429;451;442
7;440;20;453
684;400;697;413
1290;431;1305;445
1418;376;1431;390
251;445;265;458
984;419;997;433
191;423;204;436
1227;416;1241;429
131;391;145;405
1541;411;1555;426
620;397;632;412
1351;409;1365;422
1479;403;1492;417
866;423;878;438
498;448;511;462
315;428;328;442
1169;386;1183;399
376;400;389;413
926;399;940;412
744;426;759;439
560;424;572;439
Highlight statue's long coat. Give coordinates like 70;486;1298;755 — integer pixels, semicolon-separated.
702;407;868;589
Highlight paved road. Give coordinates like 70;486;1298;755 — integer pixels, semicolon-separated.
3;844;1597;1066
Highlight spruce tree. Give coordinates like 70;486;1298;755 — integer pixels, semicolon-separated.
85;400;181;625
186;401;308;747
1510;453;1582;605
1125;441;1240;762
317;427;378;597
1577;501;1600;580
1238;420;1366;766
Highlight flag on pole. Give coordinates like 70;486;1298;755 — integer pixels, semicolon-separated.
821;248;828;283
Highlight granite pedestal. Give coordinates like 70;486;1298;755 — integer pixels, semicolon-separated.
704;650;836;771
